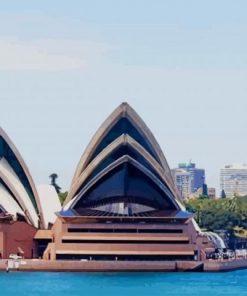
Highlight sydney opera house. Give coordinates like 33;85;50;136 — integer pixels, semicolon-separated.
1;103;223;268
43;103;216;262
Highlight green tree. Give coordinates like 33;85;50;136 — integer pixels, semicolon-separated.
202;183;208;196
58;192;68;206
185;196;247;233
221;189;226;198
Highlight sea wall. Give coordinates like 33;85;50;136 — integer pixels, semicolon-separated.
1;259;247;272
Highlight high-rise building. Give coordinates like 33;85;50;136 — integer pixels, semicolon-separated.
178;163;205;193
171;169;192;199
172;162;205;199
220;164;247;197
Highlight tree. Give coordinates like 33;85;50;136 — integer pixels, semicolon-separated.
185;196;247;233
58;192;68;206
221;189;226;198
49;173;61;194
202;183;208;197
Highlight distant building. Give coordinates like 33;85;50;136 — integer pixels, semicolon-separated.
178;163;205;193
220;164;247;197
208;187;216;199
172;162;205;199
171;169;192;199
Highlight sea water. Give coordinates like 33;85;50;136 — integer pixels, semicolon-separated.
0;270;246;296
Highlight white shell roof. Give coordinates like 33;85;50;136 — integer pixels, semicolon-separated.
36;184;61;229
0;157;39;227
0;127;45;228
0;183;25;217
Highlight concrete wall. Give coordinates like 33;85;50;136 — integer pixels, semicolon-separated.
0;221;37;259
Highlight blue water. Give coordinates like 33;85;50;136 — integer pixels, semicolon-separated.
0;271;247;296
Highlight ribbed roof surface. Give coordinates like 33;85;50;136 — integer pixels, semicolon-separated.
63;103;184;215
0;127;46;228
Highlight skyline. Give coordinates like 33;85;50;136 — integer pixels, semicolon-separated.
1;1;247;194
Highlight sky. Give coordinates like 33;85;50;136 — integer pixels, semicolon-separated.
1;0;247;195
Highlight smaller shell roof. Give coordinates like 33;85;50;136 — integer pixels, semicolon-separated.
0;183;25;217
0;127;45;228
36;184;61;229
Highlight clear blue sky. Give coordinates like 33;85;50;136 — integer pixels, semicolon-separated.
1;1;247;194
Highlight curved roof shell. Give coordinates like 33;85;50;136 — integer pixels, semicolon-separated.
0;182;25;217
0;127;44;228
65;155;181;212
67;134;180;204
70;103;176;186
65;103;184;214
37;184;61;229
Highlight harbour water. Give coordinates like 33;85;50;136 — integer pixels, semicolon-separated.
0;271;247;296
